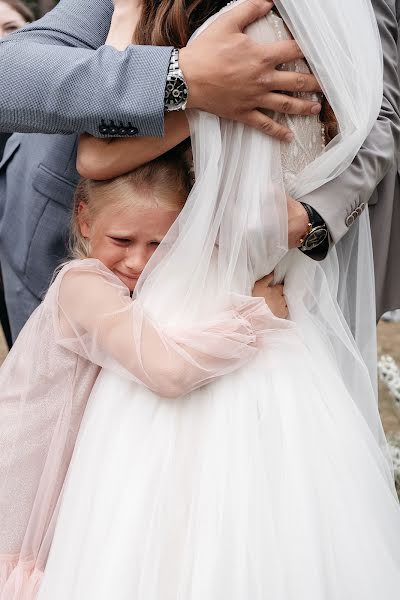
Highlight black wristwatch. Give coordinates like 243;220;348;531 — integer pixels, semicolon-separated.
299;203;329;261
164;48;188;112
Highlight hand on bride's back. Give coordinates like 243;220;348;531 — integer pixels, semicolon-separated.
180;0;321;141
252;274;288;319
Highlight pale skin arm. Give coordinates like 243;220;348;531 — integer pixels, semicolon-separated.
105;3;139;51
77;112;189;180
58;268;288;398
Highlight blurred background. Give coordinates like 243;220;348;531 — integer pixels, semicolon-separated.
26;0;56;17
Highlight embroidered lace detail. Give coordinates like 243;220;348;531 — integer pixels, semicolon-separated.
269;12;325;190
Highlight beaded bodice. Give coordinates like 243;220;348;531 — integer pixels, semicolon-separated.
268;10;325;192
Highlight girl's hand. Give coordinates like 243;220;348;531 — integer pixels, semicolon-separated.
252;274;288;319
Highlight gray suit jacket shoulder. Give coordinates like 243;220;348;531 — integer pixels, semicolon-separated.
0;0;172;137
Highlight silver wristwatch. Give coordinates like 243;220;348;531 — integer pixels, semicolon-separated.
164;48;188;112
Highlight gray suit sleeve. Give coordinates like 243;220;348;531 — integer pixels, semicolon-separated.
0;0;172;137
300;0;400;246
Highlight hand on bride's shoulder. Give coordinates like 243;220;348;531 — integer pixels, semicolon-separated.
252;274;288;320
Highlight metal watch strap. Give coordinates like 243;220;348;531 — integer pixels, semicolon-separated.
169;48;180;73
164;48;188;112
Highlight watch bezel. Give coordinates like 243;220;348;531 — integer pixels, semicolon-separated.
301;225;328;252
164;72;188;111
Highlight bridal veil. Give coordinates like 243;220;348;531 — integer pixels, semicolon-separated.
136;0;386;449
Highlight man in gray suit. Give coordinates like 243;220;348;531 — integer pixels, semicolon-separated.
370;0;400;318
0;0;398;338
0;0;322;139
300;0;400;319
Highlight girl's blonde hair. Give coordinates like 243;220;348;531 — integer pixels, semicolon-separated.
71;150;193;259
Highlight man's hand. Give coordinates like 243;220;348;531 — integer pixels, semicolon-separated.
180;0;321;141
287;196;310;249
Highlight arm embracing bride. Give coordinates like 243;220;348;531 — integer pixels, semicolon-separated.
77;0;190;180
56;264;290;398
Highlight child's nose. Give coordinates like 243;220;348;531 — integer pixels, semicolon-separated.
124;248;147;272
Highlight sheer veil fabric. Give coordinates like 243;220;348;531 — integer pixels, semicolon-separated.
3;1;400;599
137;0;385;445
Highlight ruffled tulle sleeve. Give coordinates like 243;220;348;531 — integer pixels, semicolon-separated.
54;259;287;398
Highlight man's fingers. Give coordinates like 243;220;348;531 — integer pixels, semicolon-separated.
263;39;304;65
242;110;293;141
269;70;322;93
223;0;274;32
260;92;321;116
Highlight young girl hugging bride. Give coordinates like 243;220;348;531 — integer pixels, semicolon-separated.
0;149;289;597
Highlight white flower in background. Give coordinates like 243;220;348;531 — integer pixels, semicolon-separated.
381;310;400;322
378;355;400;403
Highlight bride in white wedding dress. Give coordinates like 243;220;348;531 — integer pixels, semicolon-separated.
37;1;400;598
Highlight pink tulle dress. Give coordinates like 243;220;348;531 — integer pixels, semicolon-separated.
0;258;279;599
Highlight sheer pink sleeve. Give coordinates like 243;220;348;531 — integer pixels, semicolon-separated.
55;260;284;397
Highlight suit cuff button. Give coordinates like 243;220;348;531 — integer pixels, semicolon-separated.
127;123;138;136
99;120;109;135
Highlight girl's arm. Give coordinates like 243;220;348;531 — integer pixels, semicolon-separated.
55;262;291;398
76;2;190;181
105;2;140;51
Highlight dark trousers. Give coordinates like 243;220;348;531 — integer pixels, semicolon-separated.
1;258;41;343
0;266;12;348
0;133;12;348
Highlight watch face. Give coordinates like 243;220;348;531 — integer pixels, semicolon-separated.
165;75;188;110
303;226;328;251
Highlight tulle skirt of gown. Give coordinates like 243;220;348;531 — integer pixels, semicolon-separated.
38;325;400;599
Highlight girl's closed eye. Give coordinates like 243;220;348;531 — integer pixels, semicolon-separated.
110;237;131;245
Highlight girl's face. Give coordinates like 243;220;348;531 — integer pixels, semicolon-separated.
79;198;180;292
0;2;27;38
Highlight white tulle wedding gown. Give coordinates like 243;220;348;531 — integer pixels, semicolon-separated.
38;5;400;599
